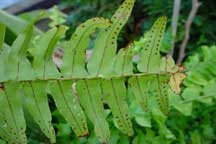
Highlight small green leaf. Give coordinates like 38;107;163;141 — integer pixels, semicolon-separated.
102;78;134;136
170;90;192;116
76;79;110;143
160;56;178;73
0;82;27;144
0;44;10;82
87;0;135;77
190;131;202;144
109;128;120;144
138;16;167;73
4;20;34;81
113;45;134;75
0;90;13;143
61;17;111;77
129;76;154;111
0;10;42;36
22;81;55;143
0;24;5;51
49;80;89;137
152;108;175;140
32;26;67;79
152;75;170;115
135;112;152;128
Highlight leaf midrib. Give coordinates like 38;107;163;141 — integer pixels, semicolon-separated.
1;72;172;83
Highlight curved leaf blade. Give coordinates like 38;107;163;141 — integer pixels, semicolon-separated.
0;44;10;82
87;0;135;77
0;24;5;51
22;81;55;143
61;17;111;77
129;76;154;111
49;80;89;137
0;10;42;36
138;16;167;73
32;26;67;79
152;75;170;115
102;79;134;136
113;45;134;75
0;83;27;144
4;21;34;81
76;79;110;143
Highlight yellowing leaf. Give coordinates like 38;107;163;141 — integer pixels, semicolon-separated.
160;56;178;73
169;73;186;95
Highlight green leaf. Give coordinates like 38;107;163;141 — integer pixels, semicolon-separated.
160;56;178;73
4;20;34;81
61;17;111;77
113;45;134;75
133;129;147;144
19;10;48;23
0;82;27;144
0;24;5;50
152;75;170;115
76;79;110;143
49;6;67;28
170;90;192;116
135;112;152;128
49;80;89;137
152;108;175;140
0;10;42;36
109;128;120;144
102;78;134;136
32;26;67;79
0;91;13;143
3;14;44;81
87;0;135;77
0;44;10;82
129;76;154;111
22;81;55;143
138;16;167;73
190;131;202;144
118;134;130;144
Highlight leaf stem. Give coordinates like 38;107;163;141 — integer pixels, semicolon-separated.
178;95;215;104
0;72;175;83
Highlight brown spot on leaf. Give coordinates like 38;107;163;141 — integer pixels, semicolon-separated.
0;83;4;90
115;12;128;20
78;132;89;137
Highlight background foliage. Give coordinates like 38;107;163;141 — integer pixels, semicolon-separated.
59;0;216;54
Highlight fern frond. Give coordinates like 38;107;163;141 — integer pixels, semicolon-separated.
0;0;184;143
